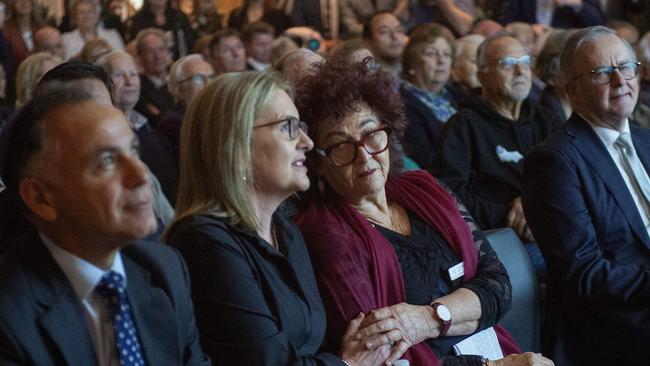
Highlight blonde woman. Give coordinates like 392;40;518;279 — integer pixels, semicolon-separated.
164;71;393;366
15;52;63;107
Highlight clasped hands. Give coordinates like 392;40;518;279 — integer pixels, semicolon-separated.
340;303;439;366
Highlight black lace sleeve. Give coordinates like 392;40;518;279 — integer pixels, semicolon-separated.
441;355;486;366
442;182;513;329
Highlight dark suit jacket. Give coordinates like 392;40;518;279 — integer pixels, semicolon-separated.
522;114;650;365
134;75;176;127
0;230;210;366
500;0;604;28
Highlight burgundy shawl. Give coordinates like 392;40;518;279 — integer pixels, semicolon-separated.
294;170;519;365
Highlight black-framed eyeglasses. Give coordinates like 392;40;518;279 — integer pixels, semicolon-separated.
253;117;308;140
495;54;532;70
315;127;391;167
572;61;641;84
178;73;215;86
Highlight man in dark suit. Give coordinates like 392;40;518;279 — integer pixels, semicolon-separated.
523;26;650;365
0;84;209;365
134;28;176;127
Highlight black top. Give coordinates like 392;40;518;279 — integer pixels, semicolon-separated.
135;75;176;127
432;92;563;230
135;123;179;205
166;213;344;366
375;205;511;365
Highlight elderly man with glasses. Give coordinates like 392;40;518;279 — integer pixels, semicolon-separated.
98;50;179;206
433;35;562;275
158;54;215;157
522;26;650;365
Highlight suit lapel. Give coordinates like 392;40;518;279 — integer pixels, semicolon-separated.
568;116;650;247
22;233;97;365
123;254;180;365
631;126;650;177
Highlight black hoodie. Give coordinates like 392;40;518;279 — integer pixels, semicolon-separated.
432;92;563;230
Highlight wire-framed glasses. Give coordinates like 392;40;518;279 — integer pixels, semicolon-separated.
496;54;532;70
253;117;308;140
571;61;641;84
178;73;215;86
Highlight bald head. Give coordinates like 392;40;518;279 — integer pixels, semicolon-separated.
34;27;64;59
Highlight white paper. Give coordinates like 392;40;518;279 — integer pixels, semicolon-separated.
448;261;464;281
453;327;504;360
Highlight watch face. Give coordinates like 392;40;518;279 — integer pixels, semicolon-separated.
437;304;451;321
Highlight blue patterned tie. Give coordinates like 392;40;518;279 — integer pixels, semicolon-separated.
95;271;146;366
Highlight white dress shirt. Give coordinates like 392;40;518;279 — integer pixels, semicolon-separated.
587;118;650;235
41;233;127;366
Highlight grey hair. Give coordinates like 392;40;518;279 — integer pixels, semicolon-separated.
558;26;636;83
96;49;135;76
135;28;170;56
476;33;520;68
168;53;207;95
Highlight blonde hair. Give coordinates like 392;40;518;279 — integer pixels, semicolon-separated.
16;52;63;107
170;71;292;232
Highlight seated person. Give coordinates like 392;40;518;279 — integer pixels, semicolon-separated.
164;71;393;365
98;50;179;206
0;84;209;365
159;53;214;157
363;11;407;80
523;26;650;365
451;33;484;92
207;28;247;76
133;28;176;126
294;57;554;366
242;21;275;71
432;36;562;270
399;23;463;170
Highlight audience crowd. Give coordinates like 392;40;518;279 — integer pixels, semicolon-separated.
2;0;650;365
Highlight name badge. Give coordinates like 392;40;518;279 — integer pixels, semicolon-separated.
448;262;464;281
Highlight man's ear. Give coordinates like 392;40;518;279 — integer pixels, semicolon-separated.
19;177;58;222
565;79;577;98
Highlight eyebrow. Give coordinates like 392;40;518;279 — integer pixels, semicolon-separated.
324;117;378;142
92;136;140;157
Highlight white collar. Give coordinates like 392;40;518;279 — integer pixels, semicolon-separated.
584;116;631;149
246;57;269;71
40;232;127;301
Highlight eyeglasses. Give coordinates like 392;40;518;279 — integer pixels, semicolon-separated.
495;55;532;70
253;117;308;140
572;61;641;85
178;73;215;86
315;127;391;167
